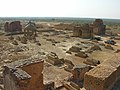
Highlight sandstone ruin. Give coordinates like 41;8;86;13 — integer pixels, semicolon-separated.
24;21;37;38
84;56;120;90
73;24;93;39
93;19;106;35
4;21;22;32
3;58;44;90
0;18;120;90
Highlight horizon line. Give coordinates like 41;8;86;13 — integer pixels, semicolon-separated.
0;16;120;20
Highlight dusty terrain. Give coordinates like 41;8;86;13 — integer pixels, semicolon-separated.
0;20;120;90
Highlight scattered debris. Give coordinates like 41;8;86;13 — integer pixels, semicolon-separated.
105;44;114;50
75;51;88;58
69;46;82;52
83;58;100;66
12;40;18;45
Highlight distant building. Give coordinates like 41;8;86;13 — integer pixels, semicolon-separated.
93;19;106;35
73;24;93;39
4;21;22;32
3;58;44;90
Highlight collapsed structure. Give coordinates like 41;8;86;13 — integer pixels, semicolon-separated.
54;23;74;30
84;56;120;90
93;19;106;35
73;24;93;39
4;21;22;32
73;19;106;38
3;58;44;90
24;21;37;38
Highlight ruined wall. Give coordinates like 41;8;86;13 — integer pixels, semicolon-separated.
73;26;82;37
81;24;93;39
21;61;44;90
73;24;93;39
54;23;74;30
4;21;22;32
93;19;106;35
72;65;90;81
83;56;120;90
3;59;44;90
4;69;18;90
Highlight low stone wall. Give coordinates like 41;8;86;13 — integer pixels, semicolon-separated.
83;56;120;90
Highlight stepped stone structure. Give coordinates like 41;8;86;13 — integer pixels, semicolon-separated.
4;21;22;32
73;24;93;39
3;58;44;90
93;19;106;35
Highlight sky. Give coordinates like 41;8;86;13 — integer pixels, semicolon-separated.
0;0;120;19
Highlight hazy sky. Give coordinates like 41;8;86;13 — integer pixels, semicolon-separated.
0;0;120;19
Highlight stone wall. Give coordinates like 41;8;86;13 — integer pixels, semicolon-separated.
73;26;81;37
83;56;120;90
72;64;90;81
73;24;93;39
93;19;106;35
4;21;22;32
54;23;74;30
3;59;44;90
21;61;44;90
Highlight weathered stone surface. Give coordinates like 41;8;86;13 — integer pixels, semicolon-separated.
16;36;21;41
66;50;72;54
24;21;37;38
72;64;90;81
93;19;106;35
64;59;74;72
83;58;100;66
73;24;93;39
12;40;18;45
36;42;41;46
3;58;44;90
54;23;74;30
105;44;114;50
84;56;120;90
86;44;101;53
114;49;120;53
8;36;14;40
20;36;27;44
75;51;88;58
4;21;22;32
69;46;81;52
47;52;62;65
84;65;117;90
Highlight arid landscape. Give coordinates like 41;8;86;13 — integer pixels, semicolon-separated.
0;17;120;90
